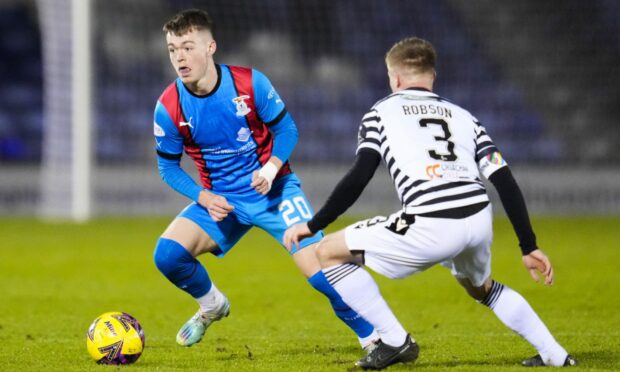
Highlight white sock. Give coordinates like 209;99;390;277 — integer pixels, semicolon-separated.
483;281;568;366
323;264;409;347
359;329;380;349
196;283;225;313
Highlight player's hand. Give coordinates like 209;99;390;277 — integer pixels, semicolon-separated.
283;223;313;252
522;249;554;285
251;170;271;195
198;190;234;222
251;161;279;195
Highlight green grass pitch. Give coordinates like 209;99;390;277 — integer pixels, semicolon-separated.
0;216;618;371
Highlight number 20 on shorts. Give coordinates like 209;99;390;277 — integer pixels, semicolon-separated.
279;197;312;226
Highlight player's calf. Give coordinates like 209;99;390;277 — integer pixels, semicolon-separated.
307;270;377;349
153;237;213;298
472;279;572;367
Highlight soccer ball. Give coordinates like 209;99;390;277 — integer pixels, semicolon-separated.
86;312;145;365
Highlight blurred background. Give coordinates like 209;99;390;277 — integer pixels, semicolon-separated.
0;0;619;219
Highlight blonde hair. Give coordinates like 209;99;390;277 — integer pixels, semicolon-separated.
385;37;436;75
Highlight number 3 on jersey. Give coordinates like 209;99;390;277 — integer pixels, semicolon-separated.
280;196;312;226
419;118;457;161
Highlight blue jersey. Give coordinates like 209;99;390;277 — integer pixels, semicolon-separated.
154;64;292;194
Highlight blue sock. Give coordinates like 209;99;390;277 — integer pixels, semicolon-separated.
153;238;212;298
308;271;375;339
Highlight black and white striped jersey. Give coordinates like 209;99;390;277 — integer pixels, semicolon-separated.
357;87;507;214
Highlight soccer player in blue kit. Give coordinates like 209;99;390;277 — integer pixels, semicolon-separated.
152;9;378;349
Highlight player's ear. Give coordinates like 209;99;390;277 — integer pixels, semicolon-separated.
208;40;217;55
394;71;402;91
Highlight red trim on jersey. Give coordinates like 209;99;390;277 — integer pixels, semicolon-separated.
228;66;291;178
158;82;213;189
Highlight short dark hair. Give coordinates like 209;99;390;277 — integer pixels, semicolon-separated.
385;37;436;74
163;9;214;36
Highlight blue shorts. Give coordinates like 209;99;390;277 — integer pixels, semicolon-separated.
178;174;323;256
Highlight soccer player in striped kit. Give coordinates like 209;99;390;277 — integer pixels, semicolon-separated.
152;9;377;350
285;37;576;369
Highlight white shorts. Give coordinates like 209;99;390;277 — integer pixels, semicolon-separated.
344;204;493;287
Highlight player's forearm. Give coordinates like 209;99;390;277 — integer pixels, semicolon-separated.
266;156;283;169
157;156;203;202
488;166;537;255
270;113;298;163
308;149;381;233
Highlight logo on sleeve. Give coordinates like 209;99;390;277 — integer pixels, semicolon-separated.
357;125;368;146
154;122;165;137
232;95;251;117
486;152;505;165
267;88;283;104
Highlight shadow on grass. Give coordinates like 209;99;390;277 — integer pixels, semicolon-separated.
134;343;620;370
567;349;620;369
382;348;619;370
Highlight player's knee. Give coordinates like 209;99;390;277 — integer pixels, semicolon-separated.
316;232;351;267
315;239;334;266
153;237;192;277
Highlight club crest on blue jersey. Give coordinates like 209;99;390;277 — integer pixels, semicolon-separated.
232;95;251;117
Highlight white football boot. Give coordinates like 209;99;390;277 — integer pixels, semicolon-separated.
176;297;230;346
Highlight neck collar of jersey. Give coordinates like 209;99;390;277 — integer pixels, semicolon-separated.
403;86;433;93
182;63;222;98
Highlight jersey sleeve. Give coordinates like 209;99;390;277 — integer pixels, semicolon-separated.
153;100;203;201
153;100;183;159
356;109;383;155
252;69;287;125
474;120;508;179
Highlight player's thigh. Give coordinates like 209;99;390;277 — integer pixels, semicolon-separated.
167;202;251;257
253;176;323;254
292;233;361;278
345;211;468;279
314;230;362;268
445;204;494;288
161;216;217;256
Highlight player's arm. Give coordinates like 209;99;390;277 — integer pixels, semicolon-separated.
487;166;553;285
154;102;233;221
250;69;298;194
308;148;381;232
154;101;202;201
250;114;298;194
476;123;553;284
157;156;202;201
283;148;381;251
157;157;233;221
284;110;384;250
487;167;537;255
